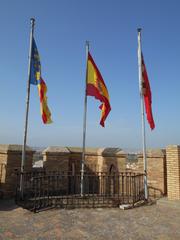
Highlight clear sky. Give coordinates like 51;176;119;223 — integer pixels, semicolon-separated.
0;0;180;150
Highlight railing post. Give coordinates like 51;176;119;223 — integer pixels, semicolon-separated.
133;175;136;206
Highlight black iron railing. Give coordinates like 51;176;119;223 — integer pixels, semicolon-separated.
15;171;145;212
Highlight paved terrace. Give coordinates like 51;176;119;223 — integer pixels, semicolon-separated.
0;199;180;240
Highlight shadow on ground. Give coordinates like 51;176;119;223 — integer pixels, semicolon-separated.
0;199;18;211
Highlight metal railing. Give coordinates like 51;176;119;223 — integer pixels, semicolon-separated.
15;171;145;212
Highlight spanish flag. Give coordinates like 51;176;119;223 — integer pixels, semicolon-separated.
30;38;52;124
86;52;111;127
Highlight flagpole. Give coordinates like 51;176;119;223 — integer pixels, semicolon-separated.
137;28;148;201
80;41;89;196
20;18;35;195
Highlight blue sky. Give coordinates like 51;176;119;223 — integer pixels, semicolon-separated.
0;0;180;150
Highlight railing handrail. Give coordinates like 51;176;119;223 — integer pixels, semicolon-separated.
18;170;144;176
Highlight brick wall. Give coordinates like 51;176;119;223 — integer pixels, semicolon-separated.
97;148;126;172
42;146;167;198
126;149;167;198
0;145;34;198
43;147;70;171
1;144;180;201
166;145;180;200
43;147;126;174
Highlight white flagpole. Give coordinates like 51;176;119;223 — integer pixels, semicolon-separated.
137;28;148;200
80;41;89;196
20;18;35;195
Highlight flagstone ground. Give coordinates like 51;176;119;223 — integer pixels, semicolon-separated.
0;199;180;240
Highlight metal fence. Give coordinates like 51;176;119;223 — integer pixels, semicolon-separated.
16;171;145;212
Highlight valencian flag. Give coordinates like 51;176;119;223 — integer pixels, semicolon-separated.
141;53;155;130
30;38;52;124
86;52;111;127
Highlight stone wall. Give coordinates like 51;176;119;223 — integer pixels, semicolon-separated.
0;145;34;197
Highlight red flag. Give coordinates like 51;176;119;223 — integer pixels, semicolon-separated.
141;53;155;130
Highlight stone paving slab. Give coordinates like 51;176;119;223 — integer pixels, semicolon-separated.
0;199;180;239
157;197;180;209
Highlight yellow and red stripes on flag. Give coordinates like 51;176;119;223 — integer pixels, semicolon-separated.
38;78;52;124
86;52;111;127
30;37;52;124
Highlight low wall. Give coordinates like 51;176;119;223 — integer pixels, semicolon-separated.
43;147;70;171
0;145;34;197
126;149;167;198
42;147;167;198
43;147;127;173
2;144;180;201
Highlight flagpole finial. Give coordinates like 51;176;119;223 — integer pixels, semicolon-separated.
30;18;35;27
137;28;142;33
86;40;89;47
